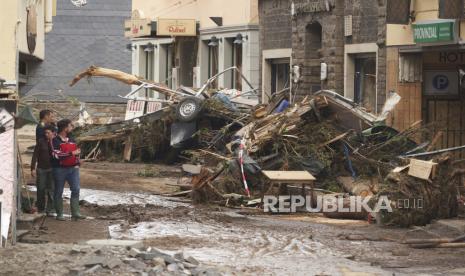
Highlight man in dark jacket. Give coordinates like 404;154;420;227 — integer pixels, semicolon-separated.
52;119;85;221
31;125;55;215
36;110;55;142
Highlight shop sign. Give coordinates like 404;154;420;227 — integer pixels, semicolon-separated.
124;9;152;38
295;0;334;13
422;51;465;65
424;71;458;96
157;18;196;36
413;21;454;43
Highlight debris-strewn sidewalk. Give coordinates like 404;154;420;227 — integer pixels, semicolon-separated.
0;242;228;276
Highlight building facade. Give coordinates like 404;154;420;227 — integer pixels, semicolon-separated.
259;0;387;113
22;0;132;103
258;0;293;103
0;0;54;110
386;0;465;156
126;0;259;101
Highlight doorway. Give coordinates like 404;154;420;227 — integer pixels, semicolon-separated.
354;55;377;112
177;37;197;87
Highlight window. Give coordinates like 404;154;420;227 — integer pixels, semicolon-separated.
354;55;376;112
271;59;290;95
208;43;219;88
232;42;243;90
140;43;155;98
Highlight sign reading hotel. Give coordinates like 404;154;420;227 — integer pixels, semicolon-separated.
413;21;454;44
295;0;335;13
157;18;196;36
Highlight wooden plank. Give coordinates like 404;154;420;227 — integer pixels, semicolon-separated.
408;159;437;180
123;136;133;162
262;171;316;182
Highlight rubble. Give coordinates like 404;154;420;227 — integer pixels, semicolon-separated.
68;66;465;227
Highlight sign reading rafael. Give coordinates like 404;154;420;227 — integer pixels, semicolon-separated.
157;18;196;36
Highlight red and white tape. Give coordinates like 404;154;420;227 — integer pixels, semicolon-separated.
238;138;251;197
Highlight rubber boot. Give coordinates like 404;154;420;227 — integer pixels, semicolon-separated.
55;199;65;221
71;198;86;221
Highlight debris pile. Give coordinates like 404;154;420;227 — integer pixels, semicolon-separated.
70;66;465;227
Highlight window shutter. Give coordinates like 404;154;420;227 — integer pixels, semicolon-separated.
386;0;411;24
439;0;464;19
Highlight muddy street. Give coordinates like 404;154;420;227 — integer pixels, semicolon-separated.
7;128;465;275
10;187;465;275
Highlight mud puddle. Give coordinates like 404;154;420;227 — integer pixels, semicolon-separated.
109;217;394;275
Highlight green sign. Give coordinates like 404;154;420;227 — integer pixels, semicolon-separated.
413;22;454;43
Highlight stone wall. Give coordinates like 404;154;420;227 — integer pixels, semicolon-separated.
258;0;388;108
289;0;387;109
258;0;292;92
259;0;292;51
291;0;345;96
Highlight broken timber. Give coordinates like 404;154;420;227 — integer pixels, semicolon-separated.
69;66;181;100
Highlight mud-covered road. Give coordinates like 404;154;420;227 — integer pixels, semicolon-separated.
7;126;465;275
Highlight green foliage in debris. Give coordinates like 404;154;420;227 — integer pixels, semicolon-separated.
137;165;160;177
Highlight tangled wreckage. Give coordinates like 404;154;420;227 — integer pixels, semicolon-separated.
71;66;465;227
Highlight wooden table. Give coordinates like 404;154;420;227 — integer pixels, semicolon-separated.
261;171;316;204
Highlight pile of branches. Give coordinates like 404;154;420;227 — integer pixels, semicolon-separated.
189;94;462;227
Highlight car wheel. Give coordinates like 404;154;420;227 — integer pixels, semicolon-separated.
176;96;203;122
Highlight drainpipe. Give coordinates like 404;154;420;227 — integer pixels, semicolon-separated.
45;0;53;33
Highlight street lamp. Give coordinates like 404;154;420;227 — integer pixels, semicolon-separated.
144;42;155;52
208;36;219;47
233;34;244;44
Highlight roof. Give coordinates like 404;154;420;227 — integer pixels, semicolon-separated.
22;0;132;103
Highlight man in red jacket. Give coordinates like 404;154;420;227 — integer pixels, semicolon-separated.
51;119;86;221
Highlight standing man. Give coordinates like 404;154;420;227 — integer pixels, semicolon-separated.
31;125;56;215
36;110;55;142
52;119;86;221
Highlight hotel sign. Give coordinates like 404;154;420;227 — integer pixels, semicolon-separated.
295;0;335;13
157;18;196;36
413;21;454;43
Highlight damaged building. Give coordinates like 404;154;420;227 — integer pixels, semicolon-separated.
259;0;387;113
